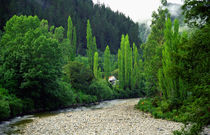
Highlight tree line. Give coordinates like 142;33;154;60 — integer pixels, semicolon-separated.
137;0;209;134
0;0;141;54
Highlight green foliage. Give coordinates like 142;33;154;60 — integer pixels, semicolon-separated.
8;96;23;117
75;92;97;104
104;45;111;80
67;16;77;61
75;55;89;67
89;79;113;101
67;16;73;44
141;6;169;96
93;52;99;79
56;81;75;107
158;18;183;99
0;0;141;54
0;88;11;120
0;15;76;111
86;20;97;70
182;0;210;27
138;20;210;135
64;61;94;91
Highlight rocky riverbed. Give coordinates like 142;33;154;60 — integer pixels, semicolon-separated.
21;98;184;135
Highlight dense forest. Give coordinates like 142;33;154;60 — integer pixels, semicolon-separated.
136;0;209;134
0;0;140;54
0;0;144;121
0;0;209;134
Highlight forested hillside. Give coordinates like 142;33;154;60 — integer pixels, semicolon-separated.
0;0;140;54
0;0;209;134
137;0;210;134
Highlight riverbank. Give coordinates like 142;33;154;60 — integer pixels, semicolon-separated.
22;98;183;135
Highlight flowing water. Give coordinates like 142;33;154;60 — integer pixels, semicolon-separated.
0;99;128;135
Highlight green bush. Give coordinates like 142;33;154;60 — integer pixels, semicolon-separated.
0;87;11;120
8;96;23;117
22;98;34;113
160;100;170;112
57;81;75;106
64;61;94;91
89;79;113;101
0;99;10;120
75;91;97;104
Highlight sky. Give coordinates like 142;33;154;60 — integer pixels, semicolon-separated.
92;0;183;22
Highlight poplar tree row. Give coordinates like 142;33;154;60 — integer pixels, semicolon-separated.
118;34;141;89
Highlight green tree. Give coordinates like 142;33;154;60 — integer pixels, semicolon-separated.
124;35;130;87
104;45;111;80
118;49;123;88
141;6;169;96
182;0;210;27
119;35;125;88
86;20;97;70
0;15;69;108
67;16;73;44
118;34;136;89
93;52;99;79
158;18;182;99
131;43;138;89
67;16;76;61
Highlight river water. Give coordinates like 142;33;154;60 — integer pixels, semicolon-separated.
0;99;128;135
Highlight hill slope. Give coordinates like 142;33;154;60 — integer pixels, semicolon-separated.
0;0;141;54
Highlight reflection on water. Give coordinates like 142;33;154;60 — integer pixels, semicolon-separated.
0;99;130;135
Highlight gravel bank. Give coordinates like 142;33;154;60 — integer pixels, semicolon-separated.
22;98;183;135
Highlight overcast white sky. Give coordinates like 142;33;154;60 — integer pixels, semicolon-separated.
92;0;183;22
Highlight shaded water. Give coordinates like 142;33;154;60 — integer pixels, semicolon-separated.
0;99;128;135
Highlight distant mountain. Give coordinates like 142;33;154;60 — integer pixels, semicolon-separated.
0;0;141;54
166;3;185;26
138;3;187;43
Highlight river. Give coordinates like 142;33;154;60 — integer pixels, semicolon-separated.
0;98;184;135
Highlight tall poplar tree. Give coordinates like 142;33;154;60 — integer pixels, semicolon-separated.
158;18;182;99
118;34;135;89
120;35;125;88
94;52;99;79
104;45;111;80
67;16;73;44
118;49;123;88
86;20;97;70
124;34;131;88
72;26;77;58
67;16;76;61
131;43;138;89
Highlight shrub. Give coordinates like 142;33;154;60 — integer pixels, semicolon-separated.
57;81;75;106
0;99;10;120
75;91;97;104
22;98;34;113
8;96;23;116
89;79;113;101
64;61;94;91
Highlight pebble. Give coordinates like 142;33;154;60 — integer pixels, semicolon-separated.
21;99;184;135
